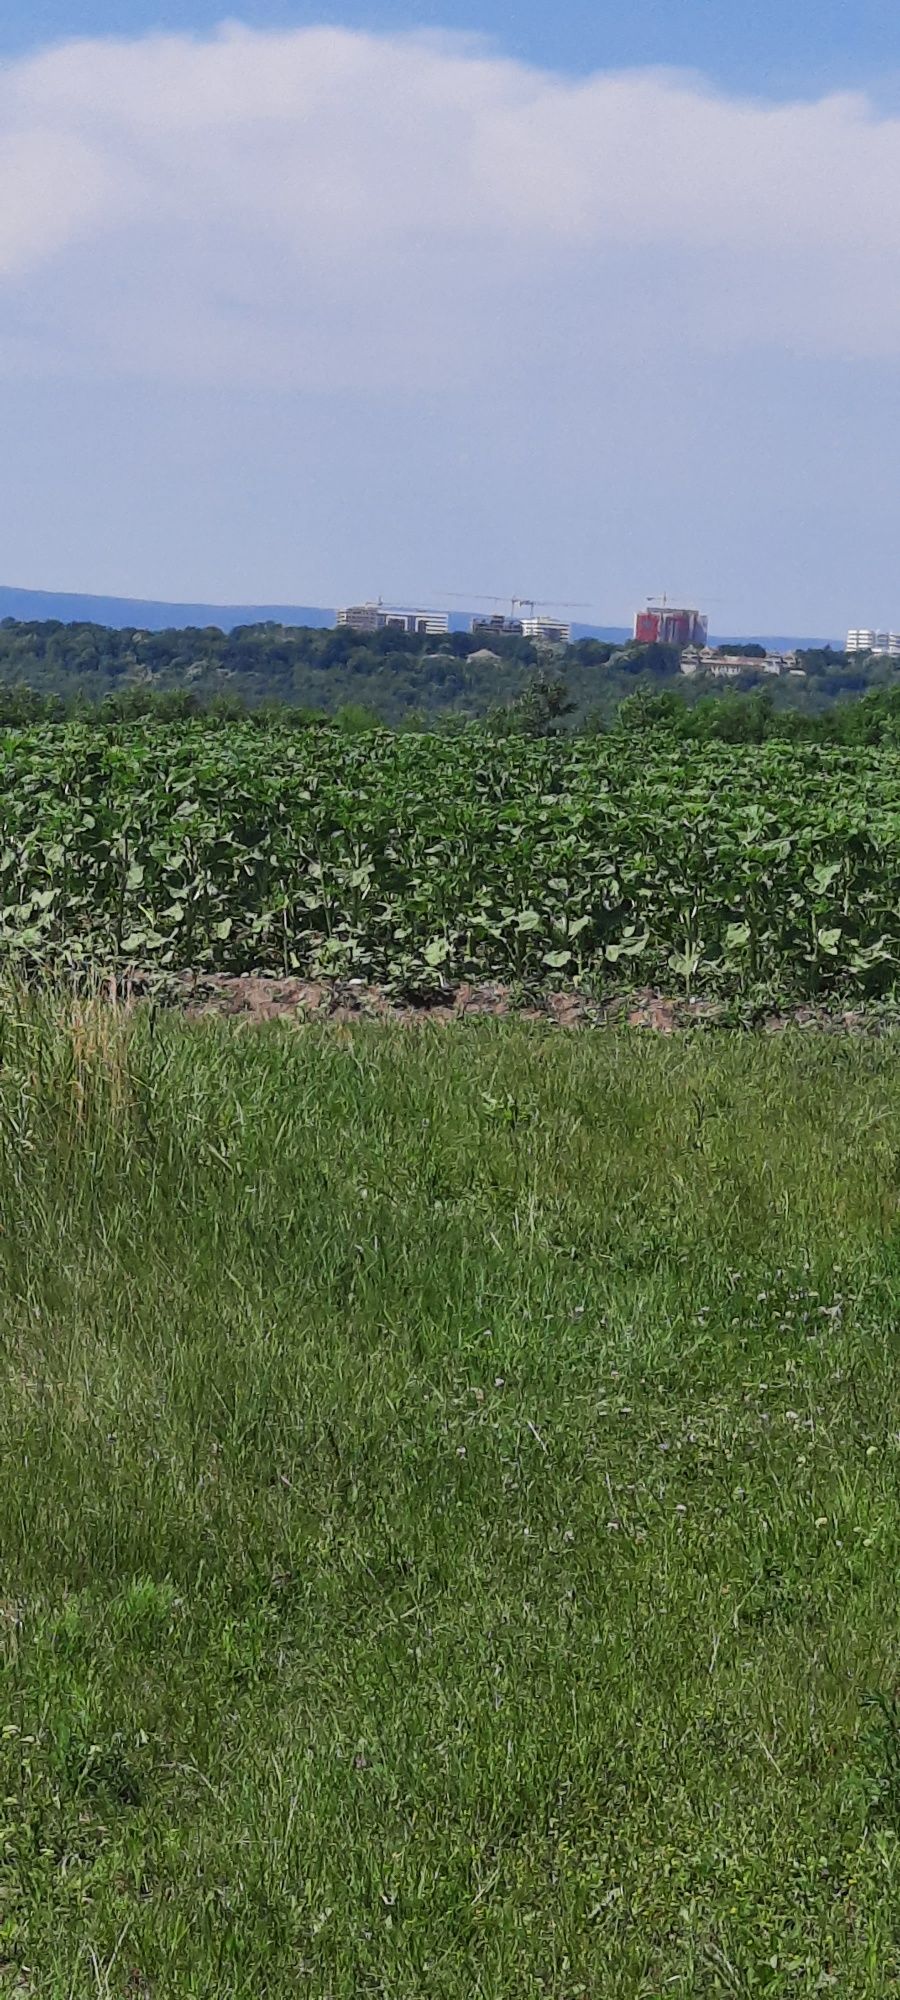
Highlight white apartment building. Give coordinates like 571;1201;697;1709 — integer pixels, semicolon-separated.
846;629;900;656
337;601;450;637
521;615;572;646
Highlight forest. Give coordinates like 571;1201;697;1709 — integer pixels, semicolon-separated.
0;614;894;735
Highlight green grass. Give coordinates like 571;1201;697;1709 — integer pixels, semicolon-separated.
2;1005;900;1993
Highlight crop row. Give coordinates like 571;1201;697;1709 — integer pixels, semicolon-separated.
0;723;899;995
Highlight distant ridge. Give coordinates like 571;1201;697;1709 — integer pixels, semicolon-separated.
708;633;842;653
0;585;840;653
0;585;630;641
0;585;336;633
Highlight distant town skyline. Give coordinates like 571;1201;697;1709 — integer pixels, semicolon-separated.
0;8;898;632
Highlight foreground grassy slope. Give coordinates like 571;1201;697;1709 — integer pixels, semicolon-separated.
2;1010;900;1993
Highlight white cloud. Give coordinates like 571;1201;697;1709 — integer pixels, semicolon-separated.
1;23;900;391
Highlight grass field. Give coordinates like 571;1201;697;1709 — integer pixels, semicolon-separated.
2;1003;900;1994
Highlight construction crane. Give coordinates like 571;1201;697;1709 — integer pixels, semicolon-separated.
439;592;590;622
512;598;588;618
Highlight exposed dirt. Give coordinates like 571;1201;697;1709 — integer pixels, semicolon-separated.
125;972;894;1034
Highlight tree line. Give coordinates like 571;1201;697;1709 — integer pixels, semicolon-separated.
0;616;896;739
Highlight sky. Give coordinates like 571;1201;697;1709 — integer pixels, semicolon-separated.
0;2;898;632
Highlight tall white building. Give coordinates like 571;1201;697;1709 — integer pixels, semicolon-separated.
847;628;900;656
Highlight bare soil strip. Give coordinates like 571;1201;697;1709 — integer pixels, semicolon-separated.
140;973;898;1032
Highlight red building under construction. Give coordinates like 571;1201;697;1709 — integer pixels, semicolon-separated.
634;601;708;648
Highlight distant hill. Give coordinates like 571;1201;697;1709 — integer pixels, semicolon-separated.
0;585;632;641
709;633;842;653
0;585;336;633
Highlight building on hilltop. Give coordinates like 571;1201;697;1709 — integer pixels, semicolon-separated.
681;647;799;678
847;629;900;656
471;613;525;638
520;615;572;646
635;601;708;649
337;601;449;637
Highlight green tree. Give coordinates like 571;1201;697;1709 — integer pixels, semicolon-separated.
490;675;576;738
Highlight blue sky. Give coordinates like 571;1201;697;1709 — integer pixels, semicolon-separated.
5;0;900;98
0;3;898;633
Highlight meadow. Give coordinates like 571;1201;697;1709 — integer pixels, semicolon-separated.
1;1000;900;1994
3;724;900;996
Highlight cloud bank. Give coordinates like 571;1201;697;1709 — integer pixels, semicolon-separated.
1;23;899;393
